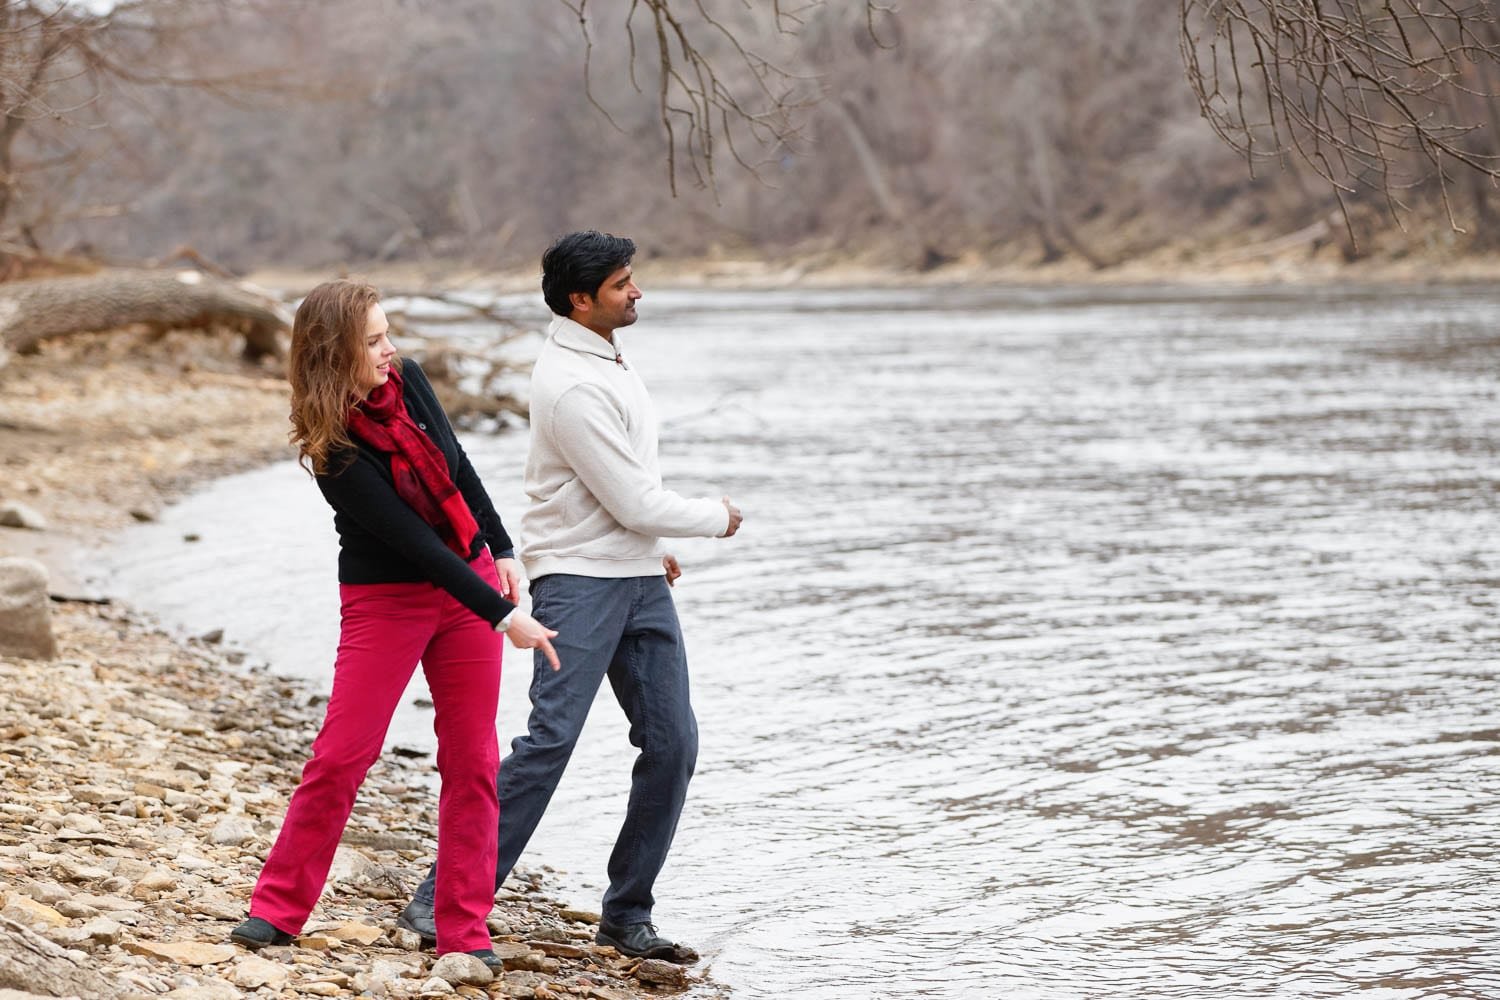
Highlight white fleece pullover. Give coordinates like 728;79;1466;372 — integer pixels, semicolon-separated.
519;316;729;579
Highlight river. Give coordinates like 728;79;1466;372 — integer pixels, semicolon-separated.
97;283;1500;999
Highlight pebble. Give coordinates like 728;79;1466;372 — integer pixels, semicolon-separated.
325;919;384;944
160;982;239;1000
0;501;47;530
206;815;255;847
124;941;237;965
227;955;289;989
3;895;68;928
431;952;493;986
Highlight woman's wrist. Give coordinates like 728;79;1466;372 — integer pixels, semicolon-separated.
494;609;516;632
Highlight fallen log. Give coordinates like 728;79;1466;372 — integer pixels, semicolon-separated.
0;268;291;365
1209;216;1335;266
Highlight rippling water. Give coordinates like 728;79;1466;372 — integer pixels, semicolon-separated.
99;284;1500;999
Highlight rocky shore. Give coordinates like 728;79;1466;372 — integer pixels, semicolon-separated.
0;329;724;999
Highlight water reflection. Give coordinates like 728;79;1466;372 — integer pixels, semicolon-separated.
101;285;1500;998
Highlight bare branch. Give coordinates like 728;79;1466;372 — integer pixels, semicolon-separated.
563;0;891;196
1180;0;1500;223
0;0;342;246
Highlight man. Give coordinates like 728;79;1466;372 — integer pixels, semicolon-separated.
397;230;742;963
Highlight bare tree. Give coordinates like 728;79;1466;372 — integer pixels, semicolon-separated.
562;0;896;195
1180;0;1500;234
0;0;324;254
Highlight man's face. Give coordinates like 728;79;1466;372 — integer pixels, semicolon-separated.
574;264;641;337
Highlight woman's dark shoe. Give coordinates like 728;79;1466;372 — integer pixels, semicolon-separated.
396;898;438;948
229;916;294;949
595;920;699;964
467;949;504;971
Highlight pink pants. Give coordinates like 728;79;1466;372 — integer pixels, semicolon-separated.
249;553;502;954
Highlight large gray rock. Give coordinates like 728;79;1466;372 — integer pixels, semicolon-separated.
0;558;56;660
0;914;117;998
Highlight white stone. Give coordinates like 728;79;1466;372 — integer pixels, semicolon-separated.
0;501;47;530
2;894;67;927
160;982;240;1000
228;955;289;989
185;891;241;921
325;844;379;886
137;867;178;891
60;814;106;835
126;940;238;966
207;815;256;847
80;917;124;944
53;897;98;920
54;859;110;882
372;958;423;979
429;951;493;986
325;920;383;944
390;926;424;951
349;975;386;996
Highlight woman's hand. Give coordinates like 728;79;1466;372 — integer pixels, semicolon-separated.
505;610;560;671
493;557;522;599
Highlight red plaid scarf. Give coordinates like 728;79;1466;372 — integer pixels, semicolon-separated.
346;368;479;558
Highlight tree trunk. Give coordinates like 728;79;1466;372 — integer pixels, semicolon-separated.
0;269;291;365
828;98;905;224
826;99;953;269
1017;73;1113;270
1463;53;1500;248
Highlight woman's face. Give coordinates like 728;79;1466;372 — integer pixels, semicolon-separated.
355;302;397;396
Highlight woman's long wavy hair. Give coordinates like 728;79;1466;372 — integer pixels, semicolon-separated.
288;279;398;475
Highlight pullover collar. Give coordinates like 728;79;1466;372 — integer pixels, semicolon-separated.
550;315;627;366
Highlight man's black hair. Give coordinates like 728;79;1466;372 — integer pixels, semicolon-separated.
541;230;636;317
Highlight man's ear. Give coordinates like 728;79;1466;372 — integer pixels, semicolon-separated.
568;291;592;315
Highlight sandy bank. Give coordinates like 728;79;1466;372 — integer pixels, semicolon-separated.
244;239;1500;299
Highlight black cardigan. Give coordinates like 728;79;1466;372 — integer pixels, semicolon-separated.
316;359;517;627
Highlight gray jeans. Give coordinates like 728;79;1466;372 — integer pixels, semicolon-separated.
414;573;699;925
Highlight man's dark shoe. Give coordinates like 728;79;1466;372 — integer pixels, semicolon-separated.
595;920;699;964
229;916;294;949
396;898;437;948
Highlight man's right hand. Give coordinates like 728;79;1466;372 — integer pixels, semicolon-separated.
720;496;742;538
506;611;561;670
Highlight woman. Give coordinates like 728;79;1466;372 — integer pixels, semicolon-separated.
230;279;558;967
